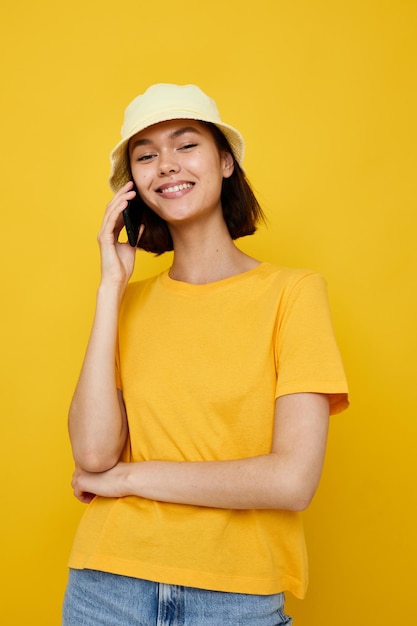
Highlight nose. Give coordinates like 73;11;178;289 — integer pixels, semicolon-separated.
159;151;180;176
159;162;180;176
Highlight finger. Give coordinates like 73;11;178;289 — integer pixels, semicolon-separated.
100;185;137;242
72;473;96;503
106;181;136;216
80;491;96;504
73;490;96;504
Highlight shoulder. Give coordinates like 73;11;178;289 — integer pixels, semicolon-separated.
126;270;166;294
249;264;334;328
121;271;166;310
256;262;326;296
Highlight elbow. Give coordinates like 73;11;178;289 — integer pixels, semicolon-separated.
68;406;127;473
288;489;315;512
69;426;125;473
268;454;322;511
73;448;120;473
271;473;319;512
69;431;121;473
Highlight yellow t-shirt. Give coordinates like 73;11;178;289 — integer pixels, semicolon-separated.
68;262;349;598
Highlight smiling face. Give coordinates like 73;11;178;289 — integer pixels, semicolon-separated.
128;120;234;228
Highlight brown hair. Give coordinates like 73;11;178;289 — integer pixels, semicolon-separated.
131;122;266;255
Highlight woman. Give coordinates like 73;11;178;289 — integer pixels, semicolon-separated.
63;83;349;625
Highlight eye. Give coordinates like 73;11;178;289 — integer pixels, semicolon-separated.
136;153;156;162
178;143;198;151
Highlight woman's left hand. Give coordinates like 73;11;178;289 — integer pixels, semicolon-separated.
72;463;131;503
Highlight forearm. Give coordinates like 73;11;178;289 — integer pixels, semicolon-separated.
69;284;127;472
123;395;328;511
127;454;319;511
74;452;322;511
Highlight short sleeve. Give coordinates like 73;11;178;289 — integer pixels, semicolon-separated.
275;272;349;415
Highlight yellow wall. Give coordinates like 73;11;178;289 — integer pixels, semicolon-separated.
1;1;416;623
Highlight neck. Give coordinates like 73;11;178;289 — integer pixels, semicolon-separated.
168;224;259;285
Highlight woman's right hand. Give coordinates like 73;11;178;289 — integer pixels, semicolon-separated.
97;181;143;289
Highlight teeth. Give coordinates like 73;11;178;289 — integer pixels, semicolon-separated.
160;183;193;193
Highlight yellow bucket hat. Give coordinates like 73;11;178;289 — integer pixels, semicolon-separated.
109;83;245;192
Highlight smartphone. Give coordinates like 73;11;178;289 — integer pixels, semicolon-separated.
123;187;143;247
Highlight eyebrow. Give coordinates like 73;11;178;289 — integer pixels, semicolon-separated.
130;125;203;151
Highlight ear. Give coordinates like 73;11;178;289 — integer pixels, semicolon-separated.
221;151;234;179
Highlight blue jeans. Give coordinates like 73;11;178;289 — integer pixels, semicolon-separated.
62;569;293;625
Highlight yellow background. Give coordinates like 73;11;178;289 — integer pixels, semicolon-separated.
1;0;416;623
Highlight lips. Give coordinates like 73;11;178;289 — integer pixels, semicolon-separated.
156;182;194;194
